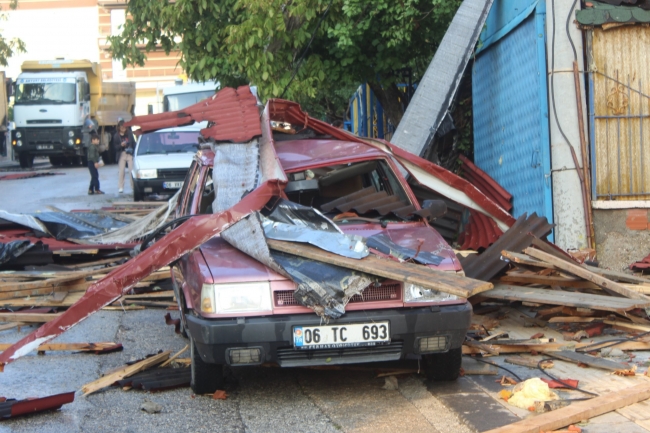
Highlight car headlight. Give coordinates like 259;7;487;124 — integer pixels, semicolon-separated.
68;139;74;145
15;132;21;138
201;282;272;314
136;169;157;179
404;283;458;303
68;131;74;137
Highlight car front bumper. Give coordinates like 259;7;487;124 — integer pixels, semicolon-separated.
186;303;471;367
133;178;184;195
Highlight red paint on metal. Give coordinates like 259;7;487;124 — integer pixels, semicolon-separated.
0;181;284;370
267;99;516;230
0;172;64;181
459;154;512;211
630;253;650;270
1;391;75;419
125;86;261;143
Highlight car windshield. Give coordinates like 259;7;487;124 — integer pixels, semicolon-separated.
15;82;76;105
284;159;413;223
137;131;200;155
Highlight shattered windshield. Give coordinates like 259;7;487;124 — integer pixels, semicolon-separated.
137;131;201;156
284;160;413;223
15;82;76;105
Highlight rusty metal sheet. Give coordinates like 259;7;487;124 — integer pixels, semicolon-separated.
460;212;553;281
0;180;284;370
0;391;74;419
126;86;262;143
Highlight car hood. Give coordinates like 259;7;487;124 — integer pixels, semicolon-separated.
134;153;195;171
200;221;461;284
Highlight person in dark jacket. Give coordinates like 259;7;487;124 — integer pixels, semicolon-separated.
112;118;136;193
87;133;104;195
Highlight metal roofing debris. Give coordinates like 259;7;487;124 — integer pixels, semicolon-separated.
0;172;64;181
390;0;494;158
116;366;190;392
0;180;284;370
320;188;416;218
0;392;74;420
630;253;650;271
126;86;262;143
460;213;553;281
366;233;443;266
0;241;32;266
459;155;512;212
577;1;650;26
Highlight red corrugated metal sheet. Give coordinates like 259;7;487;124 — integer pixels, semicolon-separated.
0;172;64;181
630;253;650;271
457;155;513;250
126;86;262;143
0;392;75;419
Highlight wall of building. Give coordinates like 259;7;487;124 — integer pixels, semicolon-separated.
593;208;650;271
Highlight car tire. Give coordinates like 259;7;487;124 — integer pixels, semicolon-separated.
19;153;33;169
49;156;63;167
133;183;143;201
190;335;224;394
171;277;188;338
424;347;462;382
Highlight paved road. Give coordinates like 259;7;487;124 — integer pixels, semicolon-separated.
0;160;500;433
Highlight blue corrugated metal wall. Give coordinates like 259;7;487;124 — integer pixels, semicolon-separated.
473;1;553;230
348;84;395;140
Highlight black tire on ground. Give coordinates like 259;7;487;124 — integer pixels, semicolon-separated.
80;154;88;166
49;156;63;166
171;275;188;338
424;347;462;382
19;153;33;169
190;335;223;394
133;184;143;202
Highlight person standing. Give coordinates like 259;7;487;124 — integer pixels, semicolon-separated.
87;133;104;195
113;119;136;193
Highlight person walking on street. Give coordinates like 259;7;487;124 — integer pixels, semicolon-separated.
87;133;104;195
113;118;136;193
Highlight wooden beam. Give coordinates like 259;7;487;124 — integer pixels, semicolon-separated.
483;383;650;433
482;284;650;313
543;350;630;371
582;264;650;285
81;350;170;395
524;248;650;300
501;251;556;269
266;239;492;298
0;322;28;332
463;340;650;355
0;312;63;323
499;273;599;289
603;320;650;333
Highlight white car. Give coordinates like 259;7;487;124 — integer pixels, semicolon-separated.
131;125;202;201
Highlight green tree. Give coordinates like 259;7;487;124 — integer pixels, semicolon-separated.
108;0;460;124
0;0;26;67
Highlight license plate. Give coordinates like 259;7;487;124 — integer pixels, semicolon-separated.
293;321;390;350
163;181;183;189
36;145;53;150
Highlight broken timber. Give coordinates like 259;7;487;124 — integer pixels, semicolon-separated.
483;382;650;433
266;239;492;298
0;342;121;352
463;340;650;355
524;248;650;300
481;284;650;313
542;350;630;371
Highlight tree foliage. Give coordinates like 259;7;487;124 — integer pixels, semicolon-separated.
109;0;460;123
0;0;26;67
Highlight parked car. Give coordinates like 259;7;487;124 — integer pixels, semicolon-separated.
172;134;471;394
131;125;202;201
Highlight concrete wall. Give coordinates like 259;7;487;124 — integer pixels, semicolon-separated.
593;209;650;271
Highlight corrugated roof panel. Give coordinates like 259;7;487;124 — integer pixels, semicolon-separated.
126;85;262;143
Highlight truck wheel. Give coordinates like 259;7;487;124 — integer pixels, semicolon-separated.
49;156;63;167
80;154;88;166
190;335;223;394
424;347;462;382
19;153;33;169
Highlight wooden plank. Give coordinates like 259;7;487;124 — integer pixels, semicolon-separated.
482;284;650;313
582;264;650;284
0;291;85;308
53;249;99;255
159;344;189;368
0;342;120;352
501;251;556;269
0;282;89;301
0;312;63;323
81;350;170;395
483;383;650;433
67;257;125;269
266;239;492;298
505;356;554;369
463;340;650;355
543;350;630;371
603;320;650;333
621;283;650;294
499;273;599;289
121;290;175;300
0;269;99;292
548;317;599;323
0;322;28;332
525;248;650;300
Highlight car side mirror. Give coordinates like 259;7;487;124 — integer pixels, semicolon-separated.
414;199;447;222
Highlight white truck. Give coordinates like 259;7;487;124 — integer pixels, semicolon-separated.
162;81;218;112
11;59;135;168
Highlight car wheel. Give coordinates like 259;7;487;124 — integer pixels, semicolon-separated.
133;183;143;201
171;277;188;338
19;153;33;169
190;334;224;394
424;347;462;382
49;156;62;167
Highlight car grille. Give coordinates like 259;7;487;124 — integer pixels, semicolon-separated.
274;283;401;307
276;341;403;367
158;168;188;179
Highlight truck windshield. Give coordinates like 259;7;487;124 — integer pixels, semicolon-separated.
137;131;201;156
163;90;215;112
15;83;76;105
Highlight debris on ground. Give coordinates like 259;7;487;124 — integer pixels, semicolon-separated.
0;391;74;420
382;376;399;390
140;399;162;414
